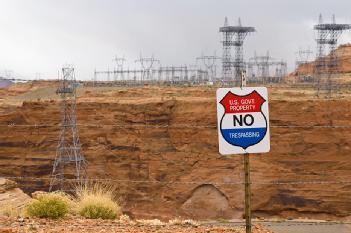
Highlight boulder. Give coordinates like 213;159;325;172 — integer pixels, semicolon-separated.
181;184;237;219
0;178;31;216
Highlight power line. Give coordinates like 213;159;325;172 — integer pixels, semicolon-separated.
4;176;351;186
1;123;351;129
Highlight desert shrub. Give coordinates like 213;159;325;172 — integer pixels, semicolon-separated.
0;204;23;217
119;214;134;224
32;191;74;206
25;192;70;219
79;202;116;219
137;219;165;226
168;218;182;225
168;218;199;226
76;182;121;219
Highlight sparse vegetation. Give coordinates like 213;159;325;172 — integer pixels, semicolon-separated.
216;218;230;224
75;182;121;219
168;218;183;225
137;219;166;226
25;192;70;219
0;204;23;217
119;214;134;224
169;218;199;226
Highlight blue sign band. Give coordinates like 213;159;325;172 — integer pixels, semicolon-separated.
221;127;267;149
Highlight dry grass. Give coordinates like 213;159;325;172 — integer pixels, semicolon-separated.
0;204;23;217
75;182;121;219
136;219;166;226
119;214;135;224
32;191;74;204
168;218;199;226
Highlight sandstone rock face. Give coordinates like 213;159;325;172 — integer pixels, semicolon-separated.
288;44;351;83
31;191;48;200
0;179;17;193
0;178;31;215
181;184;237;219
0;85;351;220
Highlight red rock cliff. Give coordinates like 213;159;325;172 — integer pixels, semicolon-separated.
0;85;351;220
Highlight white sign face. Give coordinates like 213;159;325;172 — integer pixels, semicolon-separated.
216;87;270;155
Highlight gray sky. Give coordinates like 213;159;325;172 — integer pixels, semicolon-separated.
0;0;351;80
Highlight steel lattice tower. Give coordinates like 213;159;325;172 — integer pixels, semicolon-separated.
135;54;160;82
113;55;126;82
250;51;272;80
295;48;313;82
219;17;255;82
196;52;221;82
314;14;351;97
295;48;313;68
247;51;287;83
49;66;86;192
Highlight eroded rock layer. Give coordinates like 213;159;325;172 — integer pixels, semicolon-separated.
0;85;351;220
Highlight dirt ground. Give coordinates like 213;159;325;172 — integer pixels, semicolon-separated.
0;217;275;233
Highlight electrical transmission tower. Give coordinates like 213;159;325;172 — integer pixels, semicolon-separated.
4;70;14;79
274;60;288;83
113;55;126;82
247;51;287;84
296;48;313;67
135;54;160;82
49;66;86;192
219;17;255;82
314;14;351;97
249;51;272;81
295;48;313;82
196;52;221;81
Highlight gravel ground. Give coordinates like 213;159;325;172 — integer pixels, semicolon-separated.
266;222;351;233
0;217;275;233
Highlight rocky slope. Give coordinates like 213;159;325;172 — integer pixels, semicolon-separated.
0;178;31;216
0;84;351;220
288;43;351;83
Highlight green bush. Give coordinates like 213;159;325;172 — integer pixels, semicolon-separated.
79;203;117;219
25;193;69;219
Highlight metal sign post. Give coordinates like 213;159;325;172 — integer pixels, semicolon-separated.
216;71;270;233
244;152;251;233
241;71;251;233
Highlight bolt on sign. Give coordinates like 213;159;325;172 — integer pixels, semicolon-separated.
216;87;270;155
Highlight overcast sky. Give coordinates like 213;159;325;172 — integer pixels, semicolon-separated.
0;0;351;80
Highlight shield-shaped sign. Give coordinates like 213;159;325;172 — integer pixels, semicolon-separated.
216;87;270;155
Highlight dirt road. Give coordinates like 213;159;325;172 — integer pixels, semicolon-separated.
264;222;351;233
212;221;351;233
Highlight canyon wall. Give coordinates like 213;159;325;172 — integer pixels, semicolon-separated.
0;86;351;220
